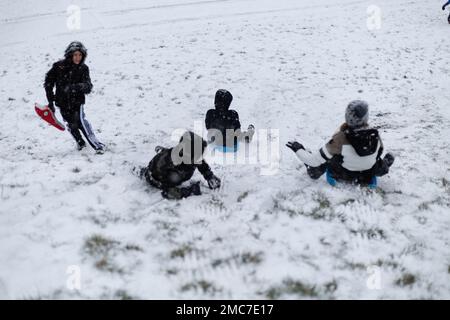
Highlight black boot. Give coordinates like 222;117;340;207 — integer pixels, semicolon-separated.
162;182;202;200
77;140;86;151
306;163;327;180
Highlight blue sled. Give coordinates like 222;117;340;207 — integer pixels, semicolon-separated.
326;169;377;189
326;169;337;187
214;144;239;153
368;176;378;189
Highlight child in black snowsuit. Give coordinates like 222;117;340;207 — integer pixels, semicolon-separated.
205;89;255;151
287;100;395;187
44;41;105;152
140;131;221;200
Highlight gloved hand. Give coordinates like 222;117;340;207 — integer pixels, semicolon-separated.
384;153;395;167
245;124;255;143
48;101;55;113
207;175;221;190
286;141;304;153
155;145;164;153
443;5;447;10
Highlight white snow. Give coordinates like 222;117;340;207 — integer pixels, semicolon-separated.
0;0;449;299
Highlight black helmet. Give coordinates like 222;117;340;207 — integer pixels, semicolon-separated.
214;89;233;111
64;41;87;63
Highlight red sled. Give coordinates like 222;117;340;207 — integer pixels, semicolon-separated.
35;103;65;131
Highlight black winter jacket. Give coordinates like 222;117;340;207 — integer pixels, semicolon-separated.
147;147;214;188
44;59;93;108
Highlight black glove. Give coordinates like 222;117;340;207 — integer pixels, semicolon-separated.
384;153;395;167
245;124;255;143
48;101;55;113
443;5;446;10
286;141;304;153
207;175;221;190
155;146;164;153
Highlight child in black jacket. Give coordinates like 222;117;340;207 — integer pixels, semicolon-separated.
140;131;221;200
205;89;254;151
44;41;105;152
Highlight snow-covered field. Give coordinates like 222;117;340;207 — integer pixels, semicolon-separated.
0;0;449;299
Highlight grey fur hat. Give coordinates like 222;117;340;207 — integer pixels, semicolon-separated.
345;100;369;128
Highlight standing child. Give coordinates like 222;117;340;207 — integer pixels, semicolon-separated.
44;41;105;153
286;100;395;187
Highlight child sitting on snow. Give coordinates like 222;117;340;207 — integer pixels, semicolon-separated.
140;131;221;200
286;100;395;187
205;89;255;152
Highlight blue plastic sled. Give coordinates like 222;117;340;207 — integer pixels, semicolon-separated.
214;143;239;153
326;169;377;189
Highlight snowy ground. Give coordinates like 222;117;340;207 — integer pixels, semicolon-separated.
0;0;449;299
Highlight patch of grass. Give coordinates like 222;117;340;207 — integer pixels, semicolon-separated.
154;220;178;236
95;257;123;274
266;279;318;299
83;235;142;274
395;273;416;287
124;244;143;252
240;252;264;265
165;268;179;276
212;251;264;268
237;191;250;203
340;198;356;206
84;234;119;257
180;280;221;294
316;193;331;209
170;244;193;259
345;262;367;271
274;191;340;221
350;228;386;240
307;192;336;221
375;259;399;269
418;197;444;211
114;290;135;300
324;280;338;294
